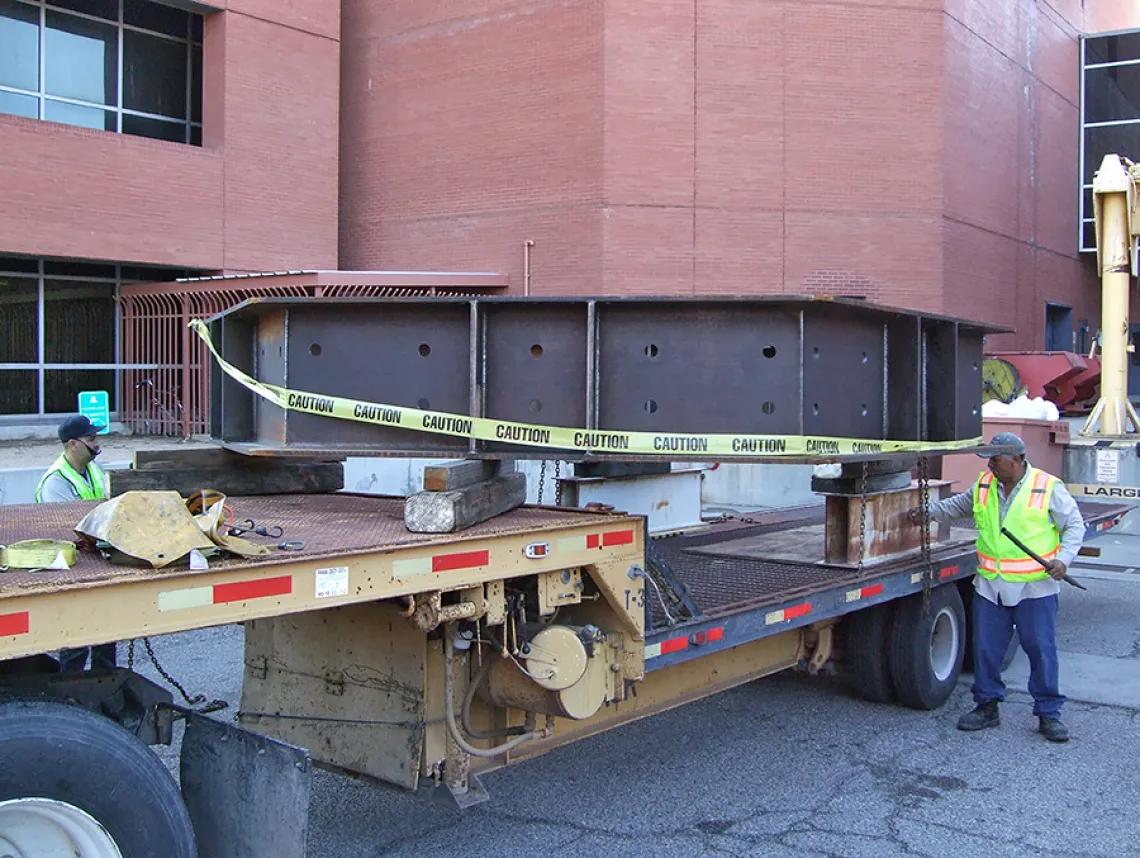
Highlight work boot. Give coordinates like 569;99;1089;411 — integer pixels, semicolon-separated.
1038;716;1070;743
957;701;1000;731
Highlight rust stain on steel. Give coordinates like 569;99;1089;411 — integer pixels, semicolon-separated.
0;494;619;596
826;485;942;565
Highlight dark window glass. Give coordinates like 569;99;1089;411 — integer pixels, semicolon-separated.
44;280;115;364
0;89;38;119
124;0;189;38
0;0;39;91
1082;186;1093;219
1085;65;1140;123
48;0;119;22
190;123;200;146
0;371;37;413
190;13;202;44
123;28;187;118
1085;34;1140;67
0;275;39;362
123;112;185;142
43;99;116;131
120;265;182;281
190;44;201;123
0;255;40;273
43;260;115;278
1082;220;1097;251
45;369;115;414
44;10;118;106
1082;122;1140;185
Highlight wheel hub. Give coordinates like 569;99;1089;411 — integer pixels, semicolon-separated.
929;606;960;682
0;797;123;858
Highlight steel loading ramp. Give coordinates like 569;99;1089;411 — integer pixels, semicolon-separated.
203;295;1008;464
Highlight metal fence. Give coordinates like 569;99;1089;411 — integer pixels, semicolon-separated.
119;272;507;437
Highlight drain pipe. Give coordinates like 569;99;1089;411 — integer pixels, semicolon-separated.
523;240;535;296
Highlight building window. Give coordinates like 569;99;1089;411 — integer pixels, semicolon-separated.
0;256;197;419
1079;29;1140;253
0;0;203;146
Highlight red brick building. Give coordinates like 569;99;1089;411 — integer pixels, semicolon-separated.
1;0;1139;423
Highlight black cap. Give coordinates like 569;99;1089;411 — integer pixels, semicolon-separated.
58;414;104;443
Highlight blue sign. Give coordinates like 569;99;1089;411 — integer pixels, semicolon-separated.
78;390;110;435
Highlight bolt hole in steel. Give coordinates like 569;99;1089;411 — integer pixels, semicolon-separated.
644;400;658;414
861;404;868;417
762;345;777;359
929;606;960;682
761;401;775;415
861;351;869;364
531;344;543;358
813;403;820;415
529;399;542;413
645;344;659;358
309;343;322;356
0;797;124;858
812;346;820;359
418;398;430;409
418;343;431;357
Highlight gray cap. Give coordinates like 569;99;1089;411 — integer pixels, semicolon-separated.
976;431;1026;458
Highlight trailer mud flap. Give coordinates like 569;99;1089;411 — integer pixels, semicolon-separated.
180;711;312;858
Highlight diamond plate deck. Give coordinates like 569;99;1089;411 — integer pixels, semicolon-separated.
0;494;619;596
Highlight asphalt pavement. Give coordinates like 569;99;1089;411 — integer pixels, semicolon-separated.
125;529;1140;858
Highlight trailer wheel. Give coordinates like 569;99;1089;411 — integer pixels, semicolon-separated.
888;585;966;711
0;701;197;858
844;602;896;703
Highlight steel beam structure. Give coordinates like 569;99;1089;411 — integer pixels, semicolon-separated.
206;296;1008;463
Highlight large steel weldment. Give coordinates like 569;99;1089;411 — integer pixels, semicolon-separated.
207;296;1006;463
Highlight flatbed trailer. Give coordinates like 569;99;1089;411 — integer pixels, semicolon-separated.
0;490;1129;858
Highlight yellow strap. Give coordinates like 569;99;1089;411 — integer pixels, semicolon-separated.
0;539;78;571
189;318;985;458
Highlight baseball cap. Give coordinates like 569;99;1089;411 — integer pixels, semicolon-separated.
976;431;1026;458
58;414;105;443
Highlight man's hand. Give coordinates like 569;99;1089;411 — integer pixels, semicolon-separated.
1045;559;1067;581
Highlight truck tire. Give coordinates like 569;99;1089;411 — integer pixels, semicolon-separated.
844;602;896;703
0;700;197;858
888;585;966;711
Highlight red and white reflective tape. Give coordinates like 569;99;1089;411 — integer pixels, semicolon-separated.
557;528;636;553
910;565;960;584
765;601;811;626
158;574;293;613
393;548;490;579
845;582;884;603
0;611;29;637
644;625;724;660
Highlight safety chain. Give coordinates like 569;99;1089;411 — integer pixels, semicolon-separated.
128;637;226;712
537;460;547;505
554;460;563;507
857;460;868;574
917;456;935;616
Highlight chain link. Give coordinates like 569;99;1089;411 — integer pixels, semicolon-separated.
537;460;547;505
129;637;226;711
918;456;935;616
554;461;563;507
857;460;868;574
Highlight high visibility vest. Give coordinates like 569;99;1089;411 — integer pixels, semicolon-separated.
34;454;107;503
972;467;1060;583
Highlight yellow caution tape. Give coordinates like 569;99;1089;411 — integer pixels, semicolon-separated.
190;319;983;458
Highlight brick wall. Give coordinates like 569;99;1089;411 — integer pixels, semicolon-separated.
0;1;339;273
941;0;1139;352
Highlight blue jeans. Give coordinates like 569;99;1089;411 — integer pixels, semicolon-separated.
971;592;1064;718
59;643;117;672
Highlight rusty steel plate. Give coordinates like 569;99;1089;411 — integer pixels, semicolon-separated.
0;495;621;596
207;295;1008;463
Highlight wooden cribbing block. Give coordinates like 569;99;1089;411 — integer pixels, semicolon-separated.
422;460;504;492
112;448;344;497
405;473;527;533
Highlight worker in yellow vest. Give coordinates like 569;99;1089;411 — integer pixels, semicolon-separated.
907;432;1083;743
34;414;115;672
34;415;109;504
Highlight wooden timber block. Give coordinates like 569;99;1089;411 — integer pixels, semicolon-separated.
405;473;527;534
110;460;345;497
422;459;508;492
133;447;346;470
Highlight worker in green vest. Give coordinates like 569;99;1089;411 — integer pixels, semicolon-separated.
34;415;109;503
908;432;1083;743
35;414;115;672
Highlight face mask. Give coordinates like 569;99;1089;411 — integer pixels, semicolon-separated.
80;439;101;459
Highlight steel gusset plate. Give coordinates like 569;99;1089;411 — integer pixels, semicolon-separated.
207;296;1007;463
